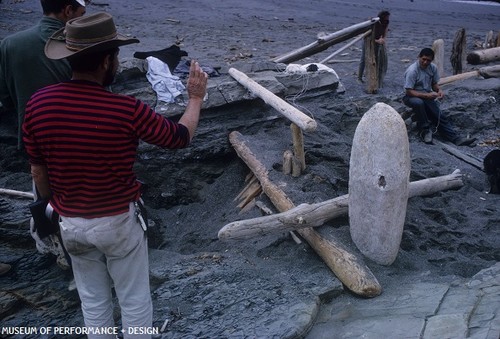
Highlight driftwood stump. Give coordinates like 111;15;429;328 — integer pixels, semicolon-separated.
450;28;466;75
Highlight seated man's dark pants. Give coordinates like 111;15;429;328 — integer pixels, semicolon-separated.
403;96;458;142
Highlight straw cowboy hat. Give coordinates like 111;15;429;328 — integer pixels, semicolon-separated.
45;12;139;60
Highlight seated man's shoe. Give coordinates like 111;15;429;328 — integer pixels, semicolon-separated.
420;129;433;144
0;262;11;276
454;137;476;146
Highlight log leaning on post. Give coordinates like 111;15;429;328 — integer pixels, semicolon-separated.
228;68;317;133
273;18;377;64
218;170;464;240
228;131;382;298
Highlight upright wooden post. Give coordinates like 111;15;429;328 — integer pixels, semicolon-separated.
365;30;378;94
450;28;466;75
432;39;445;77
290;123;306;172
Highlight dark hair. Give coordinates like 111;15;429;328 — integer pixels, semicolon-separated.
378;10;390;19
419;48;435;60
40;0;83;15
68;48;119;72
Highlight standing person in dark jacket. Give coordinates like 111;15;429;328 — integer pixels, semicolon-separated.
0;0;88;280
23;12;208;338
0;0;88;149
358;10;390;86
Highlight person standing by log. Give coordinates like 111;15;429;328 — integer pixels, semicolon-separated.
22;12;208;337
358;10;390;86
403;48;476;146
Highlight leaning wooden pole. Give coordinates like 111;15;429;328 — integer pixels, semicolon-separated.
320;30;371;64
229;68;317;132
273;18;377;64
219;170;464;240
228;131;382;298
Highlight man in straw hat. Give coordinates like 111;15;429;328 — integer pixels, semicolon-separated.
23;12;208;337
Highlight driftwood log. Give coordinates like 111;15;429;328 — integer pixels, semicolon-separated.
467;46;500;65
438;65;500;86
228;68;317;132
272;18;377;64
319;30;371;64
219;169;463;240
228;131;382;298
0;188;34;199
439;70;479;86
479;64;500;78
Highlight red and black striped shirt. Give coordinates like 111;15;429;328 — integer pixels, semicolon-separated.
23;80;190;218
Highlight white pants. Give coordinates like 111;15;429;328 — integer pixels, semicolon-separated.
60;203;152;339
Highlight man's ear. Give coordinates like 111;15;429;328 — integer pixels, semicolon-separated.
103;54;112;71
62;5;74;19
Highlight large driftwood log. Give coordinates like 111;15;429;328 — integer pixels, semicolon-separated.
0;188;35;199
219;170;463;240
228;131;382;298
228;68;317;132
467;46;500;65
273;18;377;64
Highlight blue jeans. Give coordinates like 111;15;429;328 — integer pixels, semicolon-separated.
403;96;458;142
60;202;152;339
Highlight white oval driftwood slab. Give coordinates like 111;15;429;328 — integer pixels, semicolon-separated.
349;102;410;265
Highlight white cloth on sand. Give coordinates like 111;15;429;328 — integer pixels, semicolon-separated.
146;56;185;103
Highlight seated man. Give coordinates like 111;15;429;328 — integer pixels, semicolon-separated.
403;48;475;146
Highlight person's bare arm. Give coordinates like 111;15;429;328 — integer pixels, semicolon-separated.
178;61;208;141
405;88;440;100
432;83;444;99
31;164;51;199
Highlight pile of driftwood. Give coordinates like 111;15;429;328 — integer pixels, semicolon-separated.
222;51;465;297
442;28;500;79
